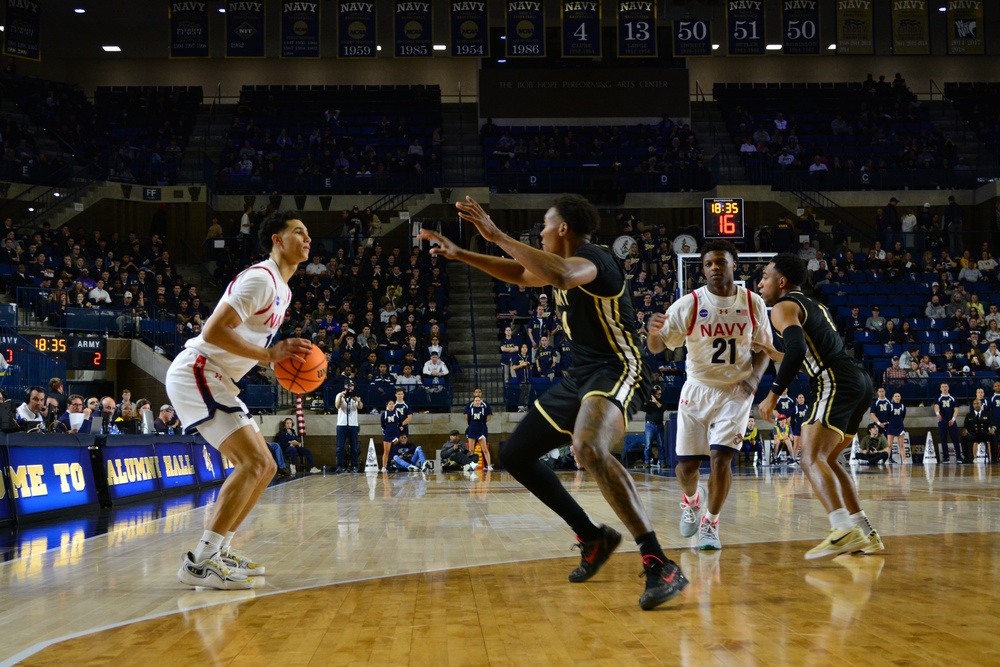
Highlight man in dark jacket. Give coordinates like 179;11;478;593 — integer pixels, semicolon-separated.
962;398;995;463
440;429;479;471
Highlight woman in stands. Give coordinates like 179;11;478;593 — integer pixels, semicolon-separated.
886;392;906;464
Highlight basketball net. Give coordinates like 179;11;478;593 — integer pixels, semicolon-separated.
295;395;306;444
364;438;380;472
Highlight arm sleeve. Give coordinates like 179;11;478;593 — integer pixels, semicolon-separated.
771;325;806;395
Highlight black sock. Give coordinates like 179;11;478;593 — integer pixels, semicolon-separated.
635;531;666;564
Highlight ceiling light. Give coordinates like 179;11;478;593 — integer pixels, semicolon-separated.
433;44;445;51
74;8;86;14
712;44;719;50
102;45;121;52
497;59;507;63
828;43;837;50
765;44;782;50
218;7;225;12
376;45;382;51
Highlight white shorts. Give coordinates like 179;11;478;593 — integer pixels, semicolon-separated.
675;382;754;459
165;348;260;447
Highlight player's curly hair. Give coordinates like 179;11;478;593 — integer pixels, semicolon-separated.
259;210;302;253
552;194;601;238
700;240;739;263
770;252;807;287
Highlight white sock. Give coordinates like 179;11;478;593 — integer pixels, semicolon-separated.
222;531;235;552
193;530;225;562
683;489;700;505
828;509;853;531
849;511;873;533
703;512;720;525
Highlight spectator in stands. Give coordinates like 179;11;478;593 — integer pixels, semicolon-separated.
396;364;421;387
925;294;946;319
858;422;889;466
422;351;449;385
276;418;320;474
944;195;964;256
113;402;141;431
534;334;556;380
899;345;919;369
500;325;522;379
883;356;908;391
641;385;665;469
771;414;793;464
985;342;1000;372
865;305;886;332
958;261;983;283
511;343;533;411
741;416;763;467
16;386;46;429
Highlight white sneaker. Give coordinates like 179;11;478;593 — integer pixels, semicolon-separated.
679;485;706;538
219;547;266;576
289;464;296;475
380;467;387;472
178;552;255;590
309;467;321;474
408;464;419;472
464;462;477;472
697;518;722;551
486;465;494;472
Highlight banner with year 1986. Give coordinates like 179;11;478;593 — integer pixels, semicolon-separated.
169;1;209;58
3;0;41;61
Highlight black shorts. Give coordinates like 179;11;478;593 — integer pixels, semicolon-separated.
804;363;873;439
534;360;650;436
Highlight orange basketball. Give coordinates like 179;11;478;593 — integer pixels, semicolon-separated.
274;345;328;394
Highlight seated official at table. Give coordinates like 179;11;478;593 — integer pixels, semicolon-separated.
57;393;94;434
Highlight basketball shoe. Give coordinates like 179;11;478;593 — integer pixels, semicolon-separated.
220;547;266;576
805;526;869;560
638;555;689;610
697;517;722;551
679;485;706;538
178;552;255;590
852;529;885;555
568;524;622;583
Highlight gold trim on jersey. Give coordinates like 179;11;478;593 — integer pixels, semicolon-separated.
596;295;642;409
804;367;845;437
535;401;574;437
577;281;626;300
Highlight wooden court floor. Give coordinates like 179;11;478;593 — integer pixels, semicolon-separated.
2;464;999;666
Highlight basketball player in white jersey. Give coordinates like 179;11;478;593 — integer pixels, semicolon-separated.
647;241;778;550
170;211;313;589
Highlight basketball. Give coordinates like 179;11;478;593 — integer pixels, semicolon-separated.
274;345;328;394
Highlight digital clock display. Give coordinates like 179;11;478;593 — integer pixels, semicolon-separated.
702;198;745;240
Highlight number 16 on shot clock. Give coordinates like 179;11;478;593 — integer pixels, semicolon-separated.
702;198;745;240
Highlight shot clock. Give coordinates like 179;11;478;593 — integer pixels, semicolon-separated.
2;335;108;371
702;198;745;240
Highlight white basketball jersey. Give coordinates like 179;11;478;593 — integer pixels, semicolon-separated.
658;286;772;389
185;258;291;379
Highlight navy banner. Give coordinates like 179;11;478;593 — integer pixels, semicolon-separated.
281;0;320;58
155;442;198;490
339;1;377;58
103;442;161;501
506;1;545;58
672;19;712;57
3;0;41;61
395;1;433;57
782;0;819;55
727;0;765;55
5;435;100;518
561;2;601;59
617;1;656;58
450;1;488;57
192;440;227;485
835;0;874;55
947;1;984;55
169;1;210;59
891;1;930;55
226;0;266;58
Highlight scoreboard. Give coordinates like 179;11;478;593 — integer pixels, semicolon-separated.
702;198;745;240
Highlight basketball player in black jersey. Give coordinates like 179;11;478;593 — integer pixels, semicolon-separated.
758;254;884;559
418;195;687;609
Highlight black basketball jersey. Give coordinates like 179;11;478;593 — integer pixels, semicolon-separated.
551;244;645;369
775;290;855;378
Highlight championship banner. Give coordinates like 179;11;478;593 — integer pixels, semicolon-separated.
561;2;601;59
506;1;545;58
947;1;984;55
617;1;656;58
3;0;41;61
727;0;765;55
226;0;266;58
339;1;376;58
395;1;432;57
281;0;320;58
835;0;874;55
782;0;819;55
450;1;488;57
891;1;930;55
673;18;712;57
169;1;209;58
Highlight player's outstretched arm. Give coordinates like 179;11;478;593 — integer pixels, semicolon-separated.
454;196;597;290
202;303;311;364
417;227;548;287
646;313;669;354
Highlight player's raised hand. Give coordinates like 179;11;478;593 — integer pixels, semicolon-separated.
455;196;503;243
417;228;461;259
647;312;668;337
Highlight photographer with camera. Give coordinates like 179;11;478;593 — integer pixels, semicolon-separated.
335;378;363;473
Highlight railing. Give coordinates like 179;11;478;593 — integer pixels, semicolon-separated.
486;162;715;195
209;170;441;196
788;189;874;250
745;160;984;192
